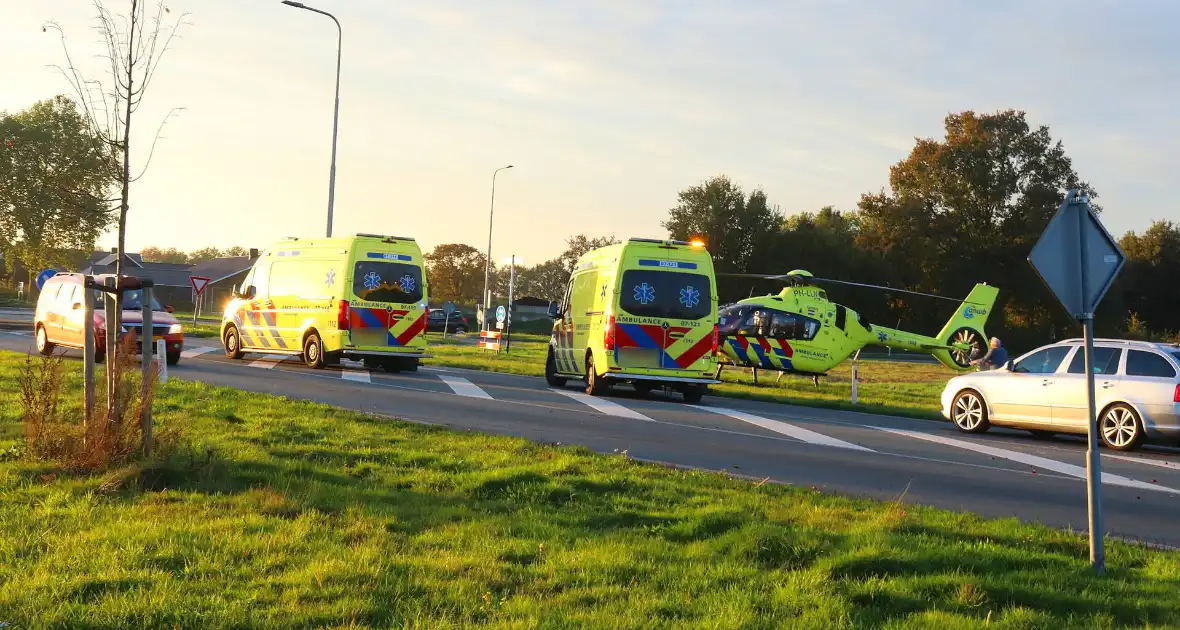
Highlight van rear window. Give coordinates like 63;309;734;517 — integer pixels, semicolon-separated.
619;270;711;320
353;261;423;303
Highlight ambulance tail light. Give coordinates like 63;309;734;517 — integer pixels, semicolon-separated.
604;315;617;351
336;300;350;331
711;324;719;356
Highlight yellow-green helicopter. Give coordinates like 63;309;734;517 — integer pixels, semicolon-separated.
714;270;999;379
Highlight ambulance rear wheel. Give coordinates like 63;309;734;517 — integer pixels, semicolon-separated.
681;384;705;404
223;325;244;360
584;355;609;395
303;332;326;369
633;382;653;397
545;350;567;387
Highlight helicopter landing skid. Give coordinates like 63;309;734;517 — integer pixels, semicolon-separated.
715;362;825;387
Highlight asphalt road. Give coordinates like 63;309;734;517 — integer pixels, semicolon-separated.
3;330;1179;548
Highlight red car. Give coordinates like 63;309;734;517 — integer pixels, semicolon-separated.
34;273;185;364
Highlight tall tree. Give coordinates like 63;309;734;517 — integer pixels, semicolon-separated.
558;234;621;273
663;175;782;274
187;246;222;264
139;245;188;263
222;245;250;258
855;109;1098;348
1117;220;1180;335
521;259;568;302
424;243;487;303
0;96;115;277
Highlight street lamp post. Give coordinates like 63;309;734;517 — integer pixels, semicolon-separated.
281;0;342;238
481;164;513;330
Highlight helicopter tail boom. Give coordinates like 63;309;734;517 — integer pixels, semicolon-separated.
929;283;1001;370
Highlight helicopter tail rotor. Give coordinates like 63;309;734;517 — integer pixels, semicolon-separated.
930;283;1001;370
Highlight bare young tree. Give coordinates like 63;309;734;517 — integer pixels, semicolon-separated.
44;0;189;286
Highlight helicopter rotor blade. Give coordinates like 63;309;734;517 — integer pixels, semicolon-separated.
717;272;987;304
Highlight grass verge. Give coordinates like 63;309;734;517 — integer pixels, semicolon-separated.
0;348;1176;628
422;334;947;419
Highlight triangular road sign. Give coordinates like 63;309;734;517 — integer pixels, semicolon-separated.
190;275;211;296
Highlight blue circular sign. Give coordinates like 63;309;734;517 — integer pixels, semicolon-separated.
496;305;506;323
35;269;57;290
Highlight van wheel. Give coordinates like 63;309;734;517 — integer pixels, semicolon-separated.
223;325;244;359
584;355;608;395
633;382;653;397
545;349;567;387
303;332;326;369
35;325;55;356
1100;403;1143;451
682;384;704;404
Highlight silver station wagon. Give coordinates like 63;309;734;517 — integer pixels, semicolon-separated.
941;339;1180;451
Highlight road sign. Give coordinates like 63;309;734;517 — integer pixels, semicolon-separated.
496;305;506;324
443;301;456;316
190;275;211;296
35;268;57;290
1028;190;1126;319
1027;188;1125;575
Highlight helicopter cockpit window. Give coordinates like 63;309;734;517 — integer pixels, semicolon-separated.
735;308;773;337
718;304;750;335
769;310;821;341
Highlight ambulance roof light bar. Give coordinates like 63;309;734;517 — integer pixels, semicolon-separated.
628;237;692;246
356;233;416;241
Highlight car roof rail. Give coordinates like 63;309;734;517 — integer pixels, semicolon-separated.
1057;338;1164;348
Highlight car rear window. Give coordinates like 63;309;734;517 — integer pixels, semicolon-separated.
353;261;423;303
1067;347;1122;374
1125;350;1178;378
619;270;711;320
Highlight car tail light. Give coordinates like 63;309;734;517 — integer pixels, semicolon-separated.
336;300;350;331
711;323;720;356
604;315;616;351
1174;383;1180;403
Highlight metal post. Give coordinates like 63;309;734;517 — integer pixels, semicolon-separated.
481;165;513;330
82;277;95;429
141;284;154;457
851;348;861;404
104;277;117;414
1077;205;1104;573
506;255;515;353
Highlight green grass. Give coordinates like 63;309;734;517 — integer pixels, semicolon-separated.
1;348;1178;628
422;335;949;419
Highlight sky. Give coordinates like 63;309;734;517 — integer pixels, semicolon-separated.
3;0;1177;267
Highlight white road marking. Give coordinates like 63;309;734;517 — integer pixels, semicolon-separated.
438;375;492;399
421;366;455;373
248;354;289;369
341;369;371;383
180;346;217;359
874;427;1180;495
706;406;875;452
549;389;654;421
1105;453;1180;472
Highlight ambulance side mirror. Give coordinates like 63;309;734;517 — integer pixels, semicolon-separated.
547;302;560;319
242;285;256;300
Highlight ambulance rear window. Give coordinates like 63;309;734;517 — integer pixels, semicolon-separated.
619;270;711;320
353;261;423;303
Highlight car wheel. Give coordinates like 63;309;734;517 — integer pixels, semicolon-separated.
223;325;244;359
951;389;990;433
35;325;55;356
584;354;608;395
545;349;567;387
166;351;181;366
1100;403;1143;451
303;332;326;369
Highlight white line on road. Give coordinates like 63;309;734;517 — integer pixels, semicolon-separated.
438;374;492;399
248;354;289;369
706;406;875;452
874;427;1180;495
1105;453;1180;472
420;366;455;373
181;346;217;359
549;389;654;421
341;369;372;383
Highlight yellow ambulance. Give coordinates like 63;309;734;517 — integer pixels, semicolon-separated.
220;233;431;372
545;237;721;403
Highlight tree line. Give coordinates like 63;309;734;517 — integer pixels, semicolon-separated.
5;95;1178;351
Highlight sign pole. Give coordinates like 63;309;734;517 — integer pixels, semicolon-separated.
1077;202;1104;573
506;255;515;354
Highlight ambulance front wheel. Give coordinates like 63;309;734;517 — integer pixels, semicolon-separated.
584;355;609;395
223;325;244;360
545;349;567;387
303;332;326;369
